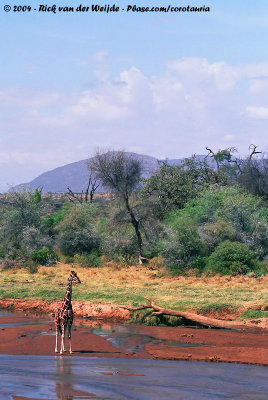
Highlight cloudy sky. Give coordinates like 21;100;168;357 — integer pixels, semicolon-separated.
1;0;268;191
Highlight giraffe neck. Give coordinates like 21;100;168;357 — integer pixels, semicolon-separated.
63;279;72;309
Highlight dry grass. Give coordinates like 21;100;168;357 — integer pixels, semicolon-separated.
0;262;268;316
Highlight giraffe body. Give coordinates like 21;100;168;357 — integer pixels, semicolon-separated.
55;270;81;354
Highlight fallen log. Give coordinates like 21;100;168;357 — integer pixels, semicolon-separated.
120;298;246;330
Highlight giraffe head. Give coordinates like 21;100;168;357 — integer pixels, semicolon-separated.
69;270;81;284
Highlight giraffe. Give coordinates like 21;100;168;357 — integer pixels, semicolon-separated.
55;270;81;355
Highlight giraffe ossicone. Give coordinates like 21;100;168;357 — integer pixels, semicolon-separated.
55;270;81;355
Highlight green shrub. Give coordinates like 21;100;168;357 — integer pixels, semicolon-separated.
2;249;38;273
0;244;5;259
26;260;38;274
129;309;184;326
198;217;236;252
57;204;100;256
100;224;138;258
109;253;136;265
31;246;59;266
161;220;206;272
205;240;257;275
74;249;101;268
63;255;74;264
42;202;71;237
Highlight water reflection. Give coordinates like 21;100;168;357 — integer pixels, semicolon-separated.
0;354;267;400
55;356;74;400
54;356;99;400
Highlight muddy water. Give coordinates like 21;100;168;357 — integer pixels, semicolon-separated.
1;310;268;399
1;355;268;400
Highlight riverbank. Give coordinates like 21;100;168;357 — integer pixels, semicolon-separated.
1;263;268;321
1;309;268;366
1;263;268;365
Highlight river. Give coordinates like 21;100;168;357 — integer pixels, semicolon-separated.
1;354;268;399
0;310;268;399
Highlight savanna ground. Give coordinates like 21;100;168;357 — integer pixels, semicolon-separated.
1;262;268;323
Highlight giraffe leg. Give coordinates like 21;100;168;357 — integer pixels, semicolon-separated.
68;324;72;354
55;328;61;353
60;325;66;354
55;315;61;353
55;329;58;353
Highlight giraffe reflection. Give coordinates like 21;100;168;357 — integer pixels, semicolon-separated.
55;357;74;400
55;357;99;400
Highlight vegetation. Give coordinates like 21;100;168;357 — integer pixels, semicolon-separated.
0;264;268;319
0;146;267;281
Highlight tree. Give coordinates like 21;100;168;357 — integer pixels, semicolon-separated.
205;146;238;173
88;151;146;263
237;145;268;198
67;168;100;204
205;144;268;198
142;156;221;216
160;185;268;274
0;190;51;259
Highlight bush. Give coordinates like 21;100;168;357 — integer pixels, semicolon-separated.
108;253;136;265
2;251;38;273
161;220;206;272
205;240;257;275
57;204;100;256
0;192;43;254
21;226;52;252
198;217;236;252
31;247;59;266
2;259;17;270
0;244;5;259
74;249;101;268
100;223;138;258
165;186;268;264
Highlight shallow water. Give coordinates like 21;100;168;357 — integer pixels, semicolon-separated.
1;310;268;399
1;355;268;400
0;310;205;354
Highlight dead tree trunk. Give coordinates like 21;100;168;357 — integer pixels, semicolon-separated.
124;193;144;263
120;298;246;329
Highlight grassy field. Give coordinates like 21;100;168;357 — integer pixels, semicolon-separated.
0;262;268;317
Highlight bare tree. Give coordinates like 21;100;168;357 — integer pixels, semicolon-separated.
66;172;100;204
88;150;146;263
248;144;262;161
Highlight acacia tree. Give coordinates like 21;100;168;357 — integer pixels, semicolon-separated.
88;151;146;263
142;156;221;216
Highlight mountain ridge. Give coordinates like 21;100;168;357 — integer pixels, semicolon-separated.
11;152;208;193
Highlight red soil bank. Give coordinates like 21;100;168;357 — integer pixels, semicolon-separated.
0;309;268;366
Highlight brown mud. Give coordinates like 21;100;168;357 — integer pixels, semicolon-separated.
1;298;268;366
0;298;130;321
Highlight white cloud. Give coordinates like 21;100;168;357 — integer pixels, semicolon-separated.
92;50;109;63
246;106;268;119
223;135;236;142
1;57;268;190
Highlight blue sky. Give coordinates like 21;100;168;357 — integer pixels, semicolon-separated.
1;0;268;191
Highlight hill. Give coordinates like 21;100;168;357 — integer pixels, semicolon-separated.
11;152;162;193
11;152;214;193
